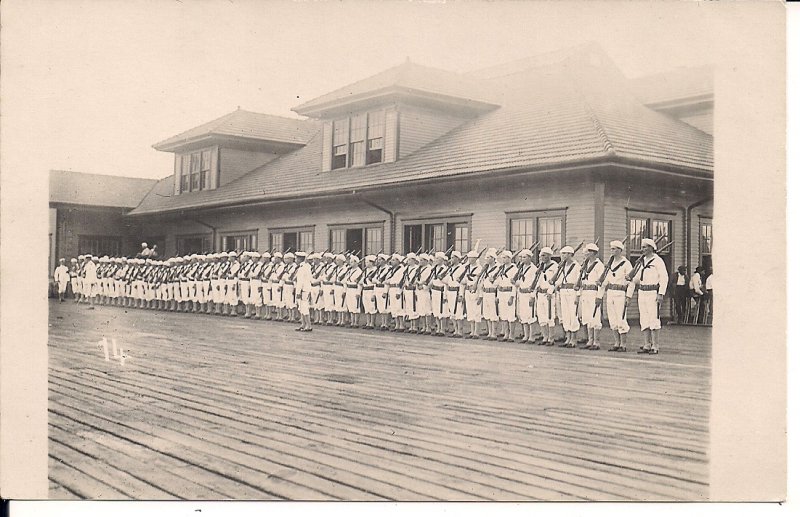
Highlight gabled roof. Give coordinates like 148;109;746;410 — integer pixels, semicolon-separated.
628;66;713;107
152;108;319;151
292;60;498;117
50;170;157;209
129;47;713;217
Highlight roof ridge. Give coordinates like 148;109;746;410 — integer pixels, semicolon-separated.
575;92;616;157
232;108;316;125
50;169;158;182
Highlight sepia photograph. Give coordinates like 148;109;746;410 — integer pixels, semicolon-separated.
0;0;789;508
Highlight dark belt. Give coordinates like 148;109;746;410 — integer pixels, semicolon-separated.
560;283;575;290
639;284;659;291
581;285;598;291
431;285;444;291
608;284;627;291
446;286;459;292
483;287;497;293
537;287;550;294
347;283;360;288
334;282;344;287
322;281;333;286
389;283;402;288
374;283;385;288
283;281;294;286
362;285;374;290
404;285;416;290
497;286;513;292
518;288;532;293
311;281;321;286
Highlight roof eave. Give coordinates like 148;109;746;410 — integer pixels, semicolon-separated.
152;133;309;153
126;156;712;218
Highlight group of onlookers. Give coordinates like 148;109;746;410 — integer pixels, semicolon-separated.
670;265;713;325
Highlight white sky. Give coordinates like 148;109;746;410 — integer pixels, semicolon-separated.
5;0;725;180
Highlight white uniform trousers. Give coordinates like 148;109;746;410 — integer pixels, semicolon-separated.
262;281;274;307
416;288;432;317
346;286;362;314
272;282;284;308
579;288;602;329
637;290;661;331
497;289;516;322
224;279;238;305
559;288;580;332
283;283;297;309
445;287;460;319
333;284;346;312
309;283;322;310
482;290;499;322
517;290;535;324
322;283;336;312
606;290;630;334
389;286;404;317
297;289;310;315
249;280;262;306
362;286;377;314
237;280;250;306
431;286;446;318
536;291;556;327
375;285;390;314
403;288;417;319
465;289;482;323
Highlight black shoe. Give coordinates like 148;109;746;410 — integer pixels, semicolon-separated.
587;345;600;351
608;346;620;352
648;349;659;355
637;348;652;354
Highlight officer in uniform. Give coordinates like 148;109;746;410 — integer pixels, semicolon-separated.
54;258;70;302
578;243;604;350
69;258;80;301
294;251;313;331
627;238;669;354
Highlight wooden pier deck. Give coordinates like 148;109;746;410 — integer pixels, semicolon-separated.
47;300;711;500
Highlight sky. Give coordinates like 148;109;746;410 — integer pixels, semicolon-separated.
5;0;728;180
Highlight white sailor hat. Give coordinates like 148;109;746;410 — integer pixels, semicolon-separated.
70;258;78;262
610;240;625;250
226;251;236;257
518;249;533;258
419;253;431;261
540;247;553;256
261;251;272;258
175;257;183;263
405;253;418;262
141;242;147;247
586;243;599;252
641;238;657;250
91;255;99;261
466;250;480;258
377;253;390;261
309;252;321;260
560;246;575;254
272;251;283;258
285;252;295;259
347;254;358;263
335;254;346;261
390;253;403;262
365;255;376;263
323;252;334;259
499;250;512;259
485;248;498;259
451;250;463;259
295;251;307;258
434;251;447;260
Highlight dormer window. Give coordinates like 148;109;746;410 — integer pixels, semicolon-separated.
331;110;386;170
179;148;214;193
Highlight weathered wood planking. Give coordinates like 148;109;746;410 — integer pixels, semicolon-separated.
48;300;710;500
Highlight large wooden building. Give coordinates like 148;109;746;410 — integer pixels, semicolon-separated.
125;45;713;280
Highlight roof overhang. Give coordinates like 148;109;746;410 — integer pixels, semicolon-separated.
293;86;499;119
152;134;308;154
126;157;712;219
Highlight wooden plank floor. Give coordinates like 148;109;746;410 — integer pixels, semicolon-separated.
47;299;711;501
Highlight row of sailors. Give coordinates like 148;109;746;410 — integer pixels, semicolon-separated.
68;237;668;354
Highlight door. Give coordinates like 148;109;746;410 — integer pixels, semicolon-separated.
404;225;422;254
283;232;298;252
346;228;364;255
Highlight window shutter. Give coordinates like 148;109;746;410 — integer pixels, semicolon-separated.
321;121;333;172
384;109;398;163
173;154;182;195
210;146;220;189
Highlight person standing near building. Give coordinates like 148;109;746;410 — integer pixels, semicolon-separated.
462;250;483;339
514;249;536;343
556;246;581;348
84;256;99;309
689;265;705;320
374;253;392;331
361;255;378;329
704;268;713;321
672;265;689;323
479;249;500;340
402;254;420;333
69;258;80;301
387;253;407;332
628;238;669;354
344;254;364;328
599;240;633;352
415;254;434;334
281;252;299;321
496;250;518;342
293;251;312;331
578;243;603;350
54;258;70;302
430;252;448;336
447;251;468;338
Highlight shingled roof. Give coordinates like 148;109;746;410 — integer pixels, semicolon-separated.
129;48;713;217
153;108;319;151
292;60;498;116
50;170;158;209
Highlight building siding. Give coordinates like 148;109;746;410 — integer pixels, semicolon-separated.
54;206;136;260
